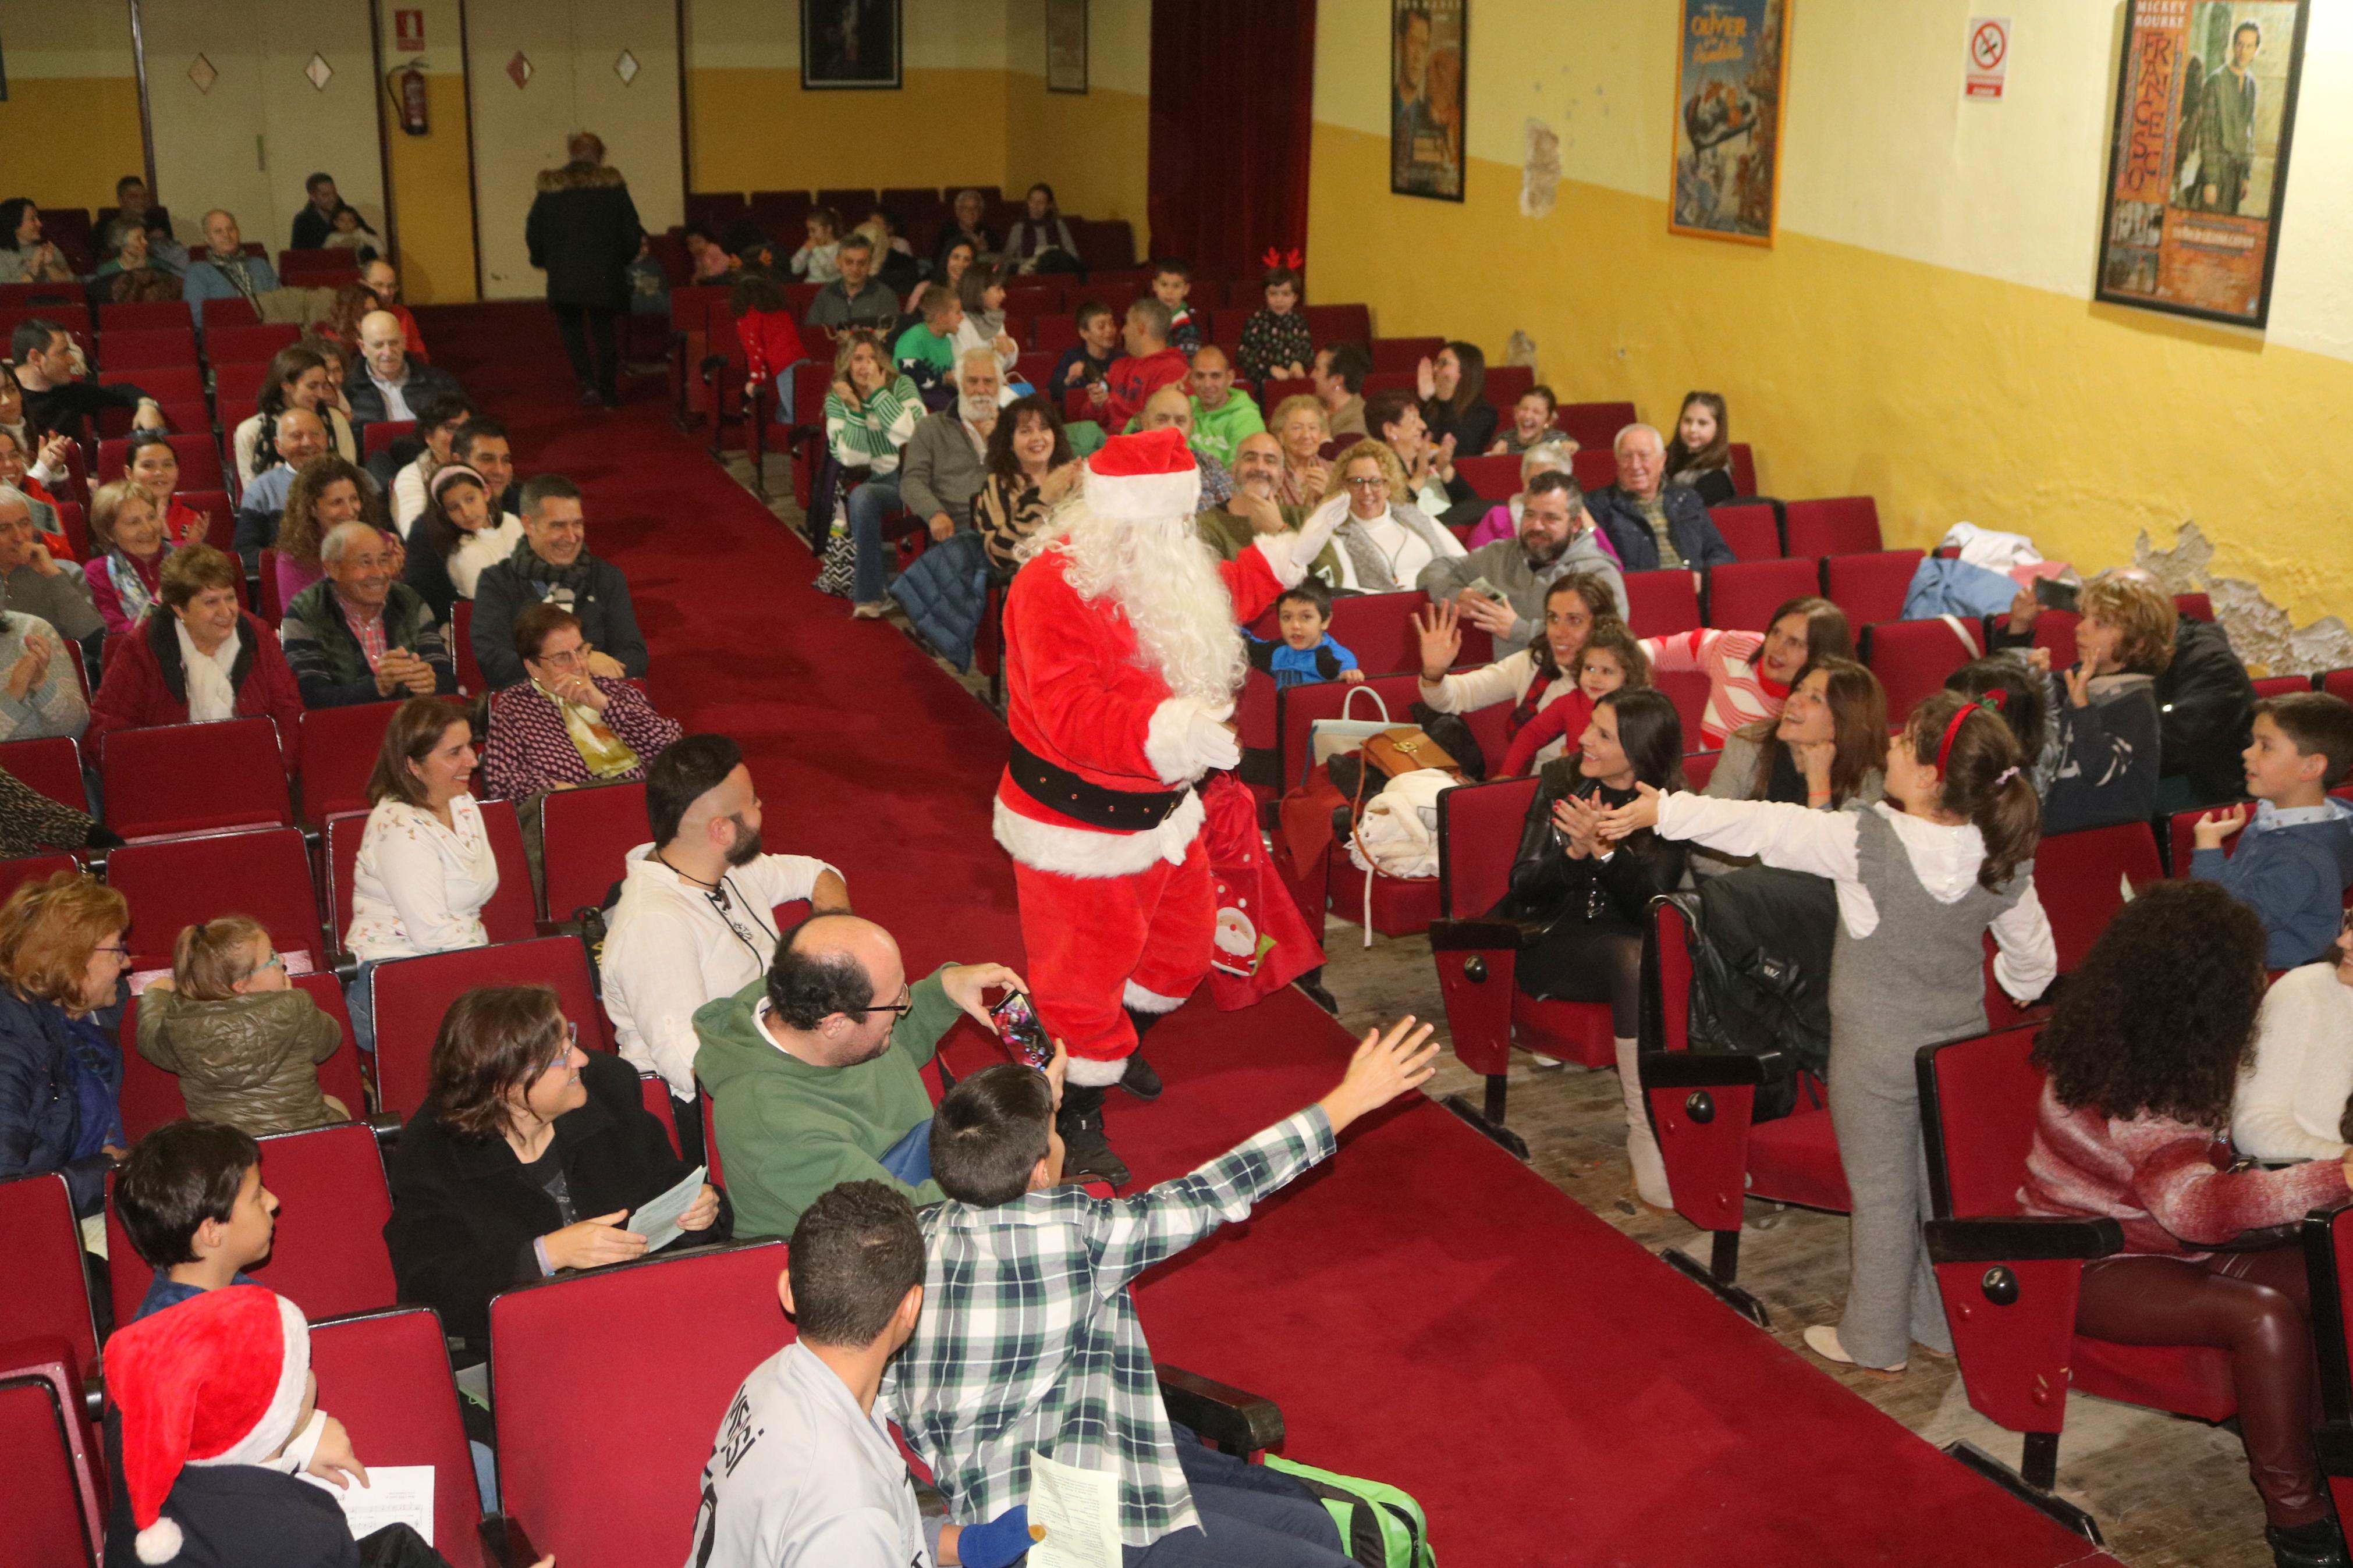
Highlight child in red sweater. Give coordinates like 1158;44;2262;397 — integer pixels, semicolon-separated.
1101;300;1187;433
732;273;812;424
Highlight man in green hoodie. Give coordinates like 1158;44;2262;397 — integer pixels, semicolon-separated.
693;912;1029;1239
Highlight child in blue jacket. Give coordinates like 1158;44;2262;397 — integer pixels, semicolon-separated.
2192;692;2353;969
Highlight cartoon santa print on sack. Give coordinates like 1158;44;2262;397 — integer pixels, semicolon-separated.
995;426;1347;1183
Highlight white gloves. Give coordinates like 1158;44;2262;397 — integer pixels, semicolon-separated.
1293;492;1350;567
1144;698;1240;784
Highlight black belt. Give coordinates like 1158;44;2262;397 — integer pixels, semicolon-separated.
1009;740;1191;831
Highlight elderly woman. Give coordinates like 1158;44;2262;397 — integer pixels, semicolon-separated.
384;983;726;1351
0;870;131;1216
934;188;998;273
1269;393;1333;509
122;432;208;545
269;454;379;608
0;598;87;745
85;479;176;634
402;463;520;623
345;696;495;1051
92;221;182;303
1464;440;1586;550
974;393;1081;576
1319;439;1463;592
230;343;359;484
88;545;304;764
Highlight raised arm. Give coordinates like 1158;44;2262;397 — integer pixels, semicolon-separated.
1987;883;2057;1006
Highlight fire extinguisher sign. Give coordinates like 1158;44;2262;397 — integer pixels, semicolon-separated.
395;9;425;54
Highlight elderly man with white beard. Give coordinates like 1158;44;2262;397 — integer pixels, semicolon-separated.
900;349;1003;548
996;427;1346;1183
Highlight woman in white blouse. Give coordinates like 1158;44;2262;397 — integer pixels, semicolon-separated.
1319;442;1463;592
1414;575;1620;773
2233;917;2353;1162
346;696;498;1051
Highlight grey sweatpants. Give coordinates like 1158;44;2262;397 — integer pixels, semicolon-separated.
1826;1037;1954;1368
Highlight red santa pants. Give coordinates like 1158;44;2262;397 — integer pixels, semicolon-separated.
1014;836;1214;1075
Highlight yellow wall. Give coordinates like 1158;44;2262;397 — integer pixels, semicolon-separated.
1005;0;1152;246
377;0;479;304
0;1;145;212
1307;0;2353;631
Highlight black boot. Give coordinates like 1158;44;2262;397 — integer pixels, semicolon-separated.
2269;1519;2351;1568
1057;1086;1131;1187
1118;1007;1166;1101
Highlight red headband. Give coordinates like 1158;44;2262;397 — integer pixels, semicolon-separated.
1935;690;2006;774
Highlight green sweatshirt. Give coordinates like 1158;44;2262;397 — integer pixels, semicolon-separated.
693;964;964;1239
1188;392;1266;466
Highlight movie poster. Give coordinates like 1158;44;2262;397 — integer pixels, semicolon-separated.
1670;0;1791;245
2095;0;2308;327
801;0;902;91
1391;0;1465;202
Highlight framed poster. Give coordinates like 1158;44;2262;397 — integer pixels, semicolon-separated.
1669;0;1793;246
1046;0;1088;94
1390;1;1465;202
801;0;902;91
2095;0;2309;328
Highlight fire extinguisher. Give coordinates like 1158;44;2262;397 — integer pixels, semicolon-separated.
389;64;429;136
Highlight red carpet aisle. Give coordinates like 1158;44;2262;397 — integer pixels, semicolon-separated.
423;304;2123;1567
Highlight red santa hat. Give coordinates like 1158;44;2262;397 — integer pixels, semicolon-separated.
1084;426;1201;523
105;1285;315;1563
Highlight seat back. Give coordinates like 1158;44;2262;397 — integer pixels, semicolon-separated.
2173;592;2214;623
452;600;482;695
2252;674;2313;702
0;1174;98;1371
0;853;80;904
1300;303;1371;347
1706;557;1819;633
1727;443;1758;497
1452;454;1519;501
0;1367;102;1567
1623;570;1700;638
97;327;197;371
1709;503;1781;561
363;419;417;462
1436;776;1539;919
245;1121;398;1318
1570;447;1617;495
206;322;300;367
541;781;648;920
2322;669;2353;706
638;1072;680;1157
1915;1026;2047;1221
0;736;87;813
108;826;324;968
1863;617;1983;720
370;937;606;1117
1823;549;1925;628
1244;589;1478;681
1554;400;1637;450
1784;496;1883;557
297;701;403;823
102;717;290;838
477;797;544;936
308;1307;489;1567
2036;823;2163;974
490;1241;792;1568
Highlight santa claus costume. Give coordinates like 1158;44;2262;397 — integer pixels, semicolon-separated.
995;426;1342;1182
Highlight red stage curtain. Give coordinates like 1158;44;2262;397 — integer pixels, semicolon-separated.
1147;0;1318;282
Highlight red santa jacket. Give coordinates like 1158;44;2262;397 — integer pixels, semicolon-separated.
1101;347;1188;433
86;610;306;765
995;540;1286;878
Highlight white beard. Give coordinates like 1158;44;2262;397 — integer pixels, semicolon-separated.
1020;497;1246;708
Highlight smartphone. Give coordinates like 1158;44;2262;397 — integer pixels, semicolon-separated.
1465;575;1507;602
2032;578;2080;614
988;991;1053;1069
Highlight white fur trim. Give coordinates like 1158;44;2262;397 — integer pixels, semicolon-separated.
1085;467;1199;522
1144;698;1218;785
1252;532;1308;589
136;1518;185;1564
1065;1053;1131;1087
1123;980;1186;1014
192;1295;311;1469
994;791;1205;877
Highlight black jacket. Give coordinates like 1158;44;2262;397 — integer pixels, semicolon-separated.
2043;674;2163;835
524;161;644;310
346;359;466;431
105;1417;360;1568
470;548;650;689
1993;613;2253;807
1589;482;1736;572
1424;396;1497;458
1497;766;1688;936
382;1049;728;1346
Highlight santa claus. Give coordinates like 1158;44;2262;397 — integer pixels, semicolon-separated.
995;426;1344;1181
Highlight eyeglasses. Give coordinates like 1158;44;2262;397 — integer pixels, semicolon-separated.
1343;476;1389;491
535;1020;580;1075
93;944;129;959
858;986;914;1019
257;951;285;973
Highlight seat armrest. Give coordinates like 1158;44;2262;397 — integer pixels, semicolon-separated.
1426;917;1526;951
365;1111;404;1151
1638;1048;1791;1089
1156;1364;1283;1457
329;948;359;987
1924;1214;2123;1264
478;1513;542;1568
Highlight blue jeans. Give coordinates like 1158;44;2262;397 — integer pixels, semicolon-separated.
345;959;384;1055
878;1118;933;1185
847;475;903;603
770;361;808;424
1128;1440;1350;1566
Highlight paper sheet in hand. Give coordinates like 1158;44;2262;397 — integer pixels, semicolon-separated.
318;1464;434;1545
1025;1452;1122;1568
626;1164;707;1252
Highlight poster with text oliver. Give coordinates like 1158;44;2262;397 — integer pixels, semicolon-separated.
2096;0;2308;328
1670;0;1791;246
1392;1;1465;201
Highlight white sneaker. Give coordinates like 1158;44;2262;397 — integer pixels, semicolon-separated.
851;601;890;620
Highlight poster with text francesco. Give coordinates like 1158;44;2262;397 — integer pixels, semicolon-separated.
2096;0;2308;328
1670;0;1791;245
1391;0;1465;201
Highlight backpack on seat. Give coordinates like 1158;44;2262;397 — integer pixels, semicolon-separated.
1259;1455;1437;1568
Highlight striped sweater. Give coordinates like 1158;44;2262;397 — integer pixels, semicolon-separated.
824;376;922;477
1641;627;1791;747
2020;1082;2350;1257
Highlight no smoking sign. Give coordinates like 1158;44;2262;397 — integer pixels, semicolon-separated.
1966;16;2011;100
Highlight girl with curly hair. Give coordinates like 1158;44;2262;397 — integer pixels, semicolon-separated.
1602;689;2056;1375
271;454;382;607
2024;879;2352;1567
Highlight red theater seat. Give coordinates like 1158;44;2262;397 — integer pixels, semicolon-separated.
0;1341;107;1565
1823;549;1926;628
1453;454;1520;501
2035;823;2163;974
0;853;80;904
1707;557;1820;633
0;736;86;813
1623;570;1701;639
308;1306;494;1567
107;825;324;967
102;717;291;838
297;701;402;824
0;1174;99;1373
1709;503;1781;562
1553;401;1637;450
541;779;650;920
1784;496;1883;557
368;937;606;1117
1864;617;1983;720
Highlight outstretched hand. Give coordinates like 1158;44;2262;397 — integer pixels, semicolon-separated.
1319;1016;1439;1135
1415;601;1462;681
1595;781;1665;842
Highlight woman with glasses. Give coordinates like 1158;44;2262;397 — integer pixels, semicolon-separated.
384;983;727;1353
0;870;132;1217
134;915;349;1135
1317;440;1463;592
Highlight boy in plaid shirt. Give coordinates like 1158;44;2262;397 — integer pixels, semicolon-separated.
885;1016;1438;1565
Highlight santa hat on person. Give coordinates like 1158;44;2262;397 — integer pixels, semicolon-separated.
1083;426;1201;524
105;1285;315;1563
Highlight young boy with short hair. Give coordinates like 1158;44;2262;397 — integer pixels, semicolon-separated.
115;1119;280;1323
893;290;964;403
1052;302;1125;424
1150;258;1201;360
888;1017;1437;1563
1245;579;1363;691
2193;691;2353;969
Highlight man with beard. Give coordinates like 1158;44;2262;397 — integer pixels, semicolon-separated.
604;734;850;1165
900;349;1001;550
693;913;1030;1239
998;428;1346;1183
1417;471;1625;660
1194;432;1343;584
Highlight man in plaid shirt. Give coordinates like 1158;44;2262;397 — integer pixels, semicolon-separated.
885;1016;1438;1563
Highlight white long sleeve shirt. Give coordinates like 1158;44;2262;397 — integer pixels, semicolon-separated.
2233;961;2353;1162
598;844;842;1099
1654;792;2058;1005
346;796;498;962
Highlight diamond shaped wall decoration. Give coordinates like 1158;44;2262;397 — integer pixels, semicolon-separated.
506;52;533;88
614;50;640;86
187;55;218;94
304;54;333;91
